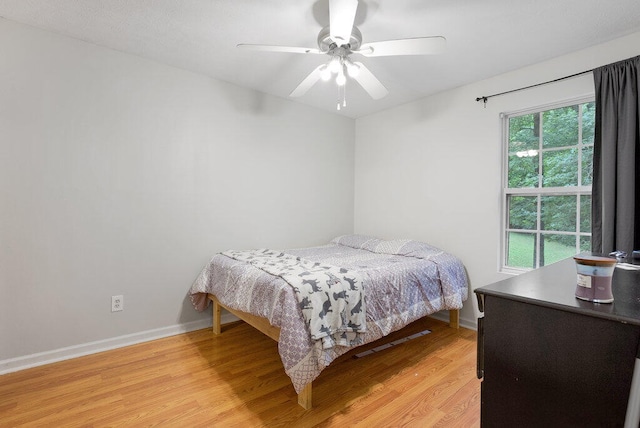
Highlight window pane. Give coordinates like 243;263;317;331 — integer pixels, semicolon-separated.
504;100;593;271
543;106;579;148
580;195;591;233
509;114;539;152
543;148;578;187
507;232;536;268
582;102;595;146
541;233;577;266
541;195;576;231
508;196;537;230
582;145;593;186
508;153;539;188
580;236;591;252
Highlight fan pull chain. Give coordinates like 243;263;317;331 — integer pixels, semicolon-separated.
343;84;347;107
336;81;347;110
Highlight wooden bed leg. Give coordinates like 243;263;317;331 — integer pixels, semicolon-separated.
449;309;460;329
212;298;221;335
297;383;312;410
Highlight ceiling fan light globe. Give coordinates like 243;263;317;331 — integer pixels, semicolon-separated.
320;66;332;81
336;73;347;86
346;62;360;77
328;57;342;73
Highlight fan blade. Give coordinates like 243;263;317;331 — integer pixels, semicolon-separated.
351;62;388;100
357;36;446;57
290;65;325;97
330;0;358;46
237;44;322;54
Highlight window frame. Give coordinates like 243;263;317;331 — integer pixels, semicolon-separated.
500;96;594;274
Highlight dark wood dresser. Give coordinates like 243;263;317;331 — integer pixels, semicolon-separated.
475;258;640;427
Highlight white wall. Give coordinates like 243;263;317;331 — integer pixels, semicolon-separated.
0;19;355;365
354;32;640;326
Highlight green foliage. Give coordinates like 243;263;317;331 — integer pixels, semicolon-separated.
507;232;535;268
582;102;596;145
541;234;579;266
541;195;576;232
508;155;538;188
508;196;537;230
543;148;578;187
543;106;579;148
582;146;594;185
580;235;591;252
509;113;539;152
506;102;595;268
580;195;591;233
508;233;579;268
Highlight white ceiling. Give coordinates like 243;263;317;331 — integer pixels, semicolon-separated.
1;0;640;118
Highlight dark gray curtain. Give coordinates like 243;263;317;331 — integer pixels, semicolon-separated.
592;55;640;256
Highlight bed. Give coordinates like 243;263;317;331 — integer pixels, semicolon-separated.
189;235;469;408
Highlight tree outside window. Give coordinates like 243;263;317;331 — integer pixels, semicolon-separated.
503;100;594;270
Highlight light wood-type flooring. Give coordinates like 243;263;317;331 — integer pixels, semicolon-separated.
0;317;480;427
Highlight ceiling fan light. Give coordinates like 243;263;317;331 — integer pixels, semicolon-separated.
346;61;360;77
328;57;342;73
320;65;332;81
336;72;347;86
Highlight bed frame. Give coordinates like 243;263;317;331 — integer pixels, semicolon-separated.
207;293;460;409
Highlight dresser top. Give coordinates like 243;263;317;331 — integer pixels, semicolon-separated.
475;258;640;325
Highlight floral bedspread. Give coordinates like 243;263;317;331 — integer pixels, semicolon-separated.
189;235;469;393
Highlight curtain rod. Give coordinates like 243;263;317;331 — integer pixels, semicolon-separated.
475;68;594;106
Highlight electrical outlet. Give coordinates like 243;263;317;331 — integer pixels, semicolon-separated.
111;295;124;312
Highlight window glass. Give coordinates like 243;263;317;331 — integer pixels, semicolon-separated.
542;148;578;187
582;146;593;186
580;195;591;234
508;154;539;188
582;102;595;145
509;113;539;152
543;106;579;148
503;100;594;271
580;236;591;252
541;195;576;232
508;196;537;230
507;232;536;269
541;233;578;266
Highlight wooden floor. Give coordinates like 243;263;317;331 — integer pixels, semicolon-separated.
0;318;480;427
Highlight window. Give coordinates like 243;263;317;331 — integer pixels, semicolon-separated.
502;99;595;271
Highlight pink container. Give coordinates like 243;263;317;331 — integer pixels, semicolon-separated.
574;254;617;303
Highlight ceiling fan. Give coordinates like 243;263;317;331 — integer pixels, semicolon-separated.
237;0;446;110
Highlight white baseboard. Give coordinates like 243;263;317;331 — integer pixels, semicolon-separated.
459;317;477;331
0;318;220;375
1;311;468;376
